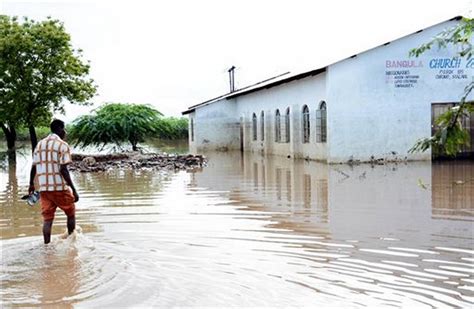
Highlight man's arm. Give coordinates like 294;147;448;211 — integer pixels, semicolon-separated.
60;164;79;202
28;165;36;195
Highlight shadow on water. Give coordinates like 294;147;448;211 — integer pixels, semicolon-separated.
1;144;473;307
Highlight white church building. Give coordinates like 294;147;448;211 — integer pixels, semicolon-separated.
182;16;474;163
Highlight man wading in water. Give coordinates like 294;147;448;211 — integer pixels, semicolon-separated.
29;119;79;244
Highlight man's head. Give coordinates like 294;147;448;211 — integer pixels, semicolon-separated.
50;119;66;139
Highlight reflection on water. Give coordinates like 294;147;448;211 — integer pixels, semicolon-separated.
1;146;473;307
432;161;474;220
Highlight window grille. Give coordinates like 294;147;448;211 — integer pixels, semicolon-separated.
302;105;310;143
316;101;327;143
252;113;257;141
275;109;281;142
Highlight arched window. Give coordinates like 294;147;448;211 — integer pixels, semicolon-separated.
285;107;290;143
316;101;327;143
260;111;265;141
252;113;257;141
190;118;194;142
302;105;310;143
275;109;281;142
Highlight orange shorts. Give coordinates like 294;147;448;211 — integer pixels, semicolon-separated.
40;190;76;221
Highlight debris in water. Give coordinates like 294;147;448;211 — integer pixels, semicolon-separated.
69;153;206;173
417;178;428;190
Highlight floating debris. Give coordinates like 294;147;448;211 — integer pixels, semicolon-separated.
417;178;428;190
70;153;206;173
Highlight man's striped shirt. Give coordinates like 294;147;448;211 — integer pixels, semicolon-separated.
33;134;72;192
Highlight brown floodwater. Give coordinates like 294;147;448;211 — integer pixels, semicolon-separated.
1;145;473;307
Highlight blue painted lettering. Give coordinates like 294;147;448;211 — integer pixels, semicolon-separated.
429;58;461;69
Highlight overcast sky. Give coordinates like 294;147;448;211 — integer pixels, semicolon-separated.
1;0;472;121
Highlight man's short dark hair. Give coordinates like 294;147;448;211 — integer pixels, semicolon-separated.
50;119;65;133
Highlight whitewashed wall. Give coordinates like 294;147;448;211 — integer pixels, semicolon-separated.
189;99;240;153
326;19;473;163
235;73;328;160
190;18;472;162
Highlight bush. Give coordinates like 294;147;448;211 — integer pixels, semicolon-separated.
156;117;188;140
69;103;164;151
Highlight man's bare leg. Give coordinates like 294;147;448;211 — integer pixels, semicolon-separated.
67;215;75;235
43;220;53;244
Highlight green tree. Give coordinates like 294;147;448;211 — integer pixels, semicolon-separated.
69;103;165;151
0;16;97;152
155;117;189;140
409;17;474;156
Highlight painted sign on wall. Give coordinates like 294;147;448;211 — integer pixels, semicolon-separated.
385;57;472;88
385;60;422;88
429;57;469;80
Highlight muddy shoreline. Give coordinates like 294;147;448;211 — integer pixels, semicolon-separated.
70;152;206;172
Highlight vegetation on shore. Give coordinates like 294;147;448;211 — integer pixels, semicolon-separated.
0;126;50;141
0;107;188;148
0;15;97;152
0;119;188;147
155;117;188;140
68;103;188;151
1;16;188;156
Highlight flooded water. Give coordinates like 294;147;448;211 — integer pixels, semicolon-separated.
1;144;473;307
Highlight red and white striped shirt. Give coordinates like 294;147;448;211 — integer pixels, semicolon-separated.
33;134;72;192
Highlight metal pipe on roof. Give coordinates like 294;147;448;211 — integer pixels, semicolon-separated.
228;66;236;92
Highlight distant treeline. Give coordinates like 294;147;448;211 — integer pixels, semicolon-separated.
1;117;188;142
156;117;189;140
0;127;51;142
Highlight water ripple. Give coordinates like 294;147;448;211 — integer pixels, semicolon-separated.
1;152;473;307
